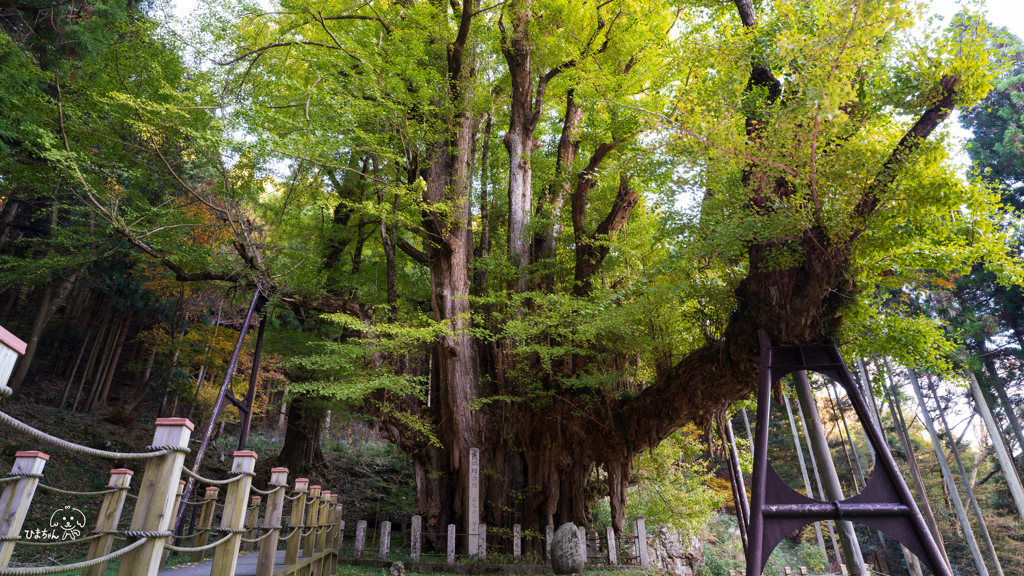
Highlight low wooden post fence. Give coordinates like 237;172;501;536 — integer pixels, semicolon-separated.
256;467;289;576
209;450;256;576
192;486;220;562
302;485;321;564
83;468;134;576
116;418;193;576
0;451;49;567
242;495;262;552
0;383;352;576
285;479;308;566
326;494;340;576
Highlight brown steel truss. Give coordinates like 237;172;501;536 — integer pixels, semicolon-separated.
746;330;950;576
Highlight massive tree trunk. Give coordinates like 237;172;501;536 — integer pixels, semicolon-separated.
278;393;328;474
501;0;537;286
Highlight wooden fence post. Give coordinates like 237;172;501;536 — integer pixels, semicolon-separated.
256;467;288;576
115;418;192;576
191;487;220;562
326;494;339;575
302;485;321;560
83;468;133;576
0;451;48;567
312;490;330;576
316;491;330;553
411;515;422;563
241;495;261;552
209;450;256;576
285;478;308;566
161;480;186;565
606;526;617;565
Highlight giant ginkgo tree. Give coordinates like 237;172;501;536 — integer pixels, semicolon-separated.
89;0;1022;553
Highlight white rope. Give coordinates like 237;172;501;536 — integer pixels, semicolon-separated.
0;411;184;460
17;534;103;547
0;536;148;575
37;484;121;497
249;485;282;496
240;529;277;544
180;467;255;485
163;532;233;553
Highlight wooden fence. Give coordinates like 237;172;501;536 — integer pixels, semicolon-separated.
0;324;346;576
0;416;343;576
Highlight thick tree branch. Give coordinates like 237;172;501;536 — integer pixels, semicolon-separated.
279;294;373;321
397;237;430;264
854;75;960;221
573;173;638;296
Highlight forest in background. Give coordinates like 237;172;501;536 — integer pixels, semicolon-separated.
2;0;1024;574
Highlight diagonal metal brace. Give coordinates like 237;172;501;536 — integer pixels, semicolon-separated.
745;330;951;576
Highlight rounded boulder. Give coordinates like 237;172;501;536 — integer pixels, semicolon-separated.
551;522;585;574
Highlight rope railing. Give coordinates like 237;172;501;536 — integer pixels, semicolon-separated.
239;529;277;545
0;536;149;575
0;408;345;576
0;411;187;460
180;467;255;486
248;485;283;496
36;484;124;497
163;532;233;554
16;534;104;547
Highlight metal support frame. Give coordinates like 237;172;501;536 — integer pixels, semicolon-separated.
746;330;950;576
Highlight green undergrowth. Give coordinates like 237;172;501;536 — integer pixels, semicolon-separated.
696;516;827;576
